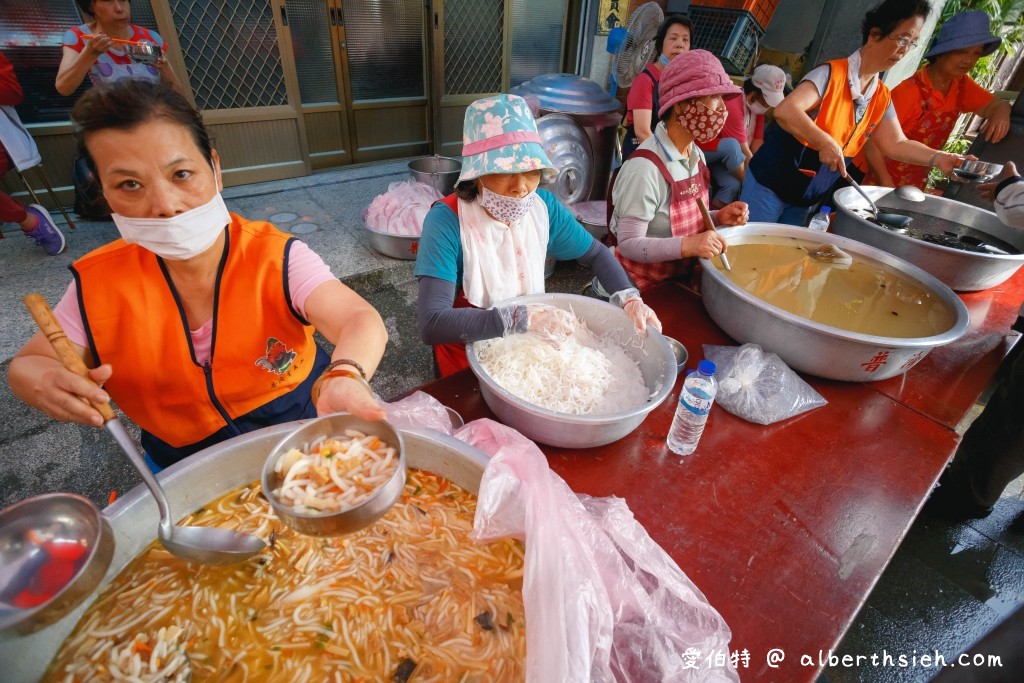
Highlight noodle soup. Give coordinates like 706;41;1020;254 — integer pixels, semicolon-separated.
46;470;525;682
716;238;957;338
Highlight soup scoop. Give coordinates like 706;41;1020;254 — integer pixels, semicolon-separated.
848;177;913;229
24;294;266;566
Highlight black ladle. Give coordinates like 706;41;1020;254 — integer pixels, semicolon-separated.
848;177;914;229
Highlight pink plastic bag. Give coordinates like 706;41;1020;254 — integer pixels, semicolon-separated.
363;179;442;237
383;391;456;434
457;419;739;682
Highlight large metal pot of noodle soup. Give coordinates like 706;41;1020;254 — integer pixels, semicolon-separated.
699;224;970;382
2;424;524;683
832;185;1024;292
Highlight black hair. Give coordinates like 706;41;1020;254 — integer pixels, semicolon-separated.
655;15;694;58
455;180;478;201
862;0;930;45
75;0;131;19
743;78;758;96
71;79;213;177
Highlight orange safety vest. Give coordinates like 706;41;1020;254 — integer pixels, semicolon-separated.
796;58;891;158
71;214;329;465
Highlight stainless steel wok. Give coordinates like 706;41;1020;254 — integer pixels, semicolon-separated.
1;425;489;683
700;224;970;382
832;185;1024;291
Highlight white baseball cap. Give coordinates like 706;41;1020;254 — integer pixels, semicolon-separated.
750;64;788;108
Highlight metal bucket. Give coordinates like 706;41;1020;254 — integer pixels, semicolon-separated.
700;224;970;382
1;426;489;683
408;156;461;196
831;185;1024;291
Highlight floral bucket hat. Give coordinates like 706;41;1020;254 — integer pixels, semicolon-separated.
457;94;557;183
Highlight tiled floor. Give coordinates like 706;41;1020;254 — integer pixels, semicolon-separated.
821;483;1024;682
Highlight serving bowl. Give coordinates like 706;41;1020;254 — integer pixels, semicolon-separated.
262;414;406;537
466;293;677;448
952;159;1003;183
1;425;489;682
124;41;160;65
700;224;970;382
832;185;1024;291
0;494;113;639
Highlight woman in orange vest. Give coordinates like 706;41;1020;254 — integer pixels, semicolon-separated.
858;10;1010;189
8;80;388;470
742;0;967;226
415;94;661;377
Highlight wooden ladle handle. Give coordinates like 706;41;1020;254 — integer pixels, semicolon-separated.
24;293;117;423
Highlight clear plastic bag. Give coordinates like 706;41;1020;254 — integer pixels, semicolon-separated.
457;418;738;682
383;391;456;434
703;343;827;425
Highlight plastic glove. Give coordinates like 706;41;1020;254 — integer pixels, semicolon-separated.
525;304;577;346
610;288;662;335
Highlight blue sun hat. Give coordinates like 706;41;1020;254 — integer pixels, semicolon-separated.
925;10;1001;60
457;94;557;183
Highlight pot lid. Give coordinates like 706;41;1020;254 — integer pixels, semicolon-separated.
511;73;621;115
537;113;593;207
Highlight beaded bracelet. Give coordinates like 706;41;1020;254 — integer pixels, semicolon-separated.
321;358;367;379
311;368;374;406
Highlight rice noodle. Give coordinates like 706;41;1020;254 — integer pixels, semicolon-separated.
272;429;398;514
46;470;524;682
477;324;651;415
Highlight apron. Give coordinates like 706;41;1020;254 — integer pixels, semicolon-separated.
614;149;711;292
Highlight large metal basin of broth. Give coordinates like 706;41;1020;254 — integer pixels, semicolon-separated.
832;185;1024;291
699;224;970;382
1;425;490;683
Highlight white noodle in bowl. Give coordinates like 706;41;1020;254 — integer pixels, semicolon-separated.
44;470;526;682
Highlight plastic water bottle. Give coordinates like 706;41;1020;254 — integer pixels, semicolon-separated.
808;206;831;232
667;360;718;456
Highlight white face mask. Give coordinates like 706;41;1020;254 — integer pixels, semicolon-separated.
747;100;769;116
479;186;536;225
112;173;230;261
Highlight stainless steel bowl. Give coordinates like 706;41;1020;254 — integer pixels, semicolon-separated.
262;415;406;537
408;156;461;196
2;425;488;682
832;185;1024;291
700;224;970;382
466;293;677;448
953;159;1003;183
0;493;113;639
664;336;689;371
124;41;160;65
363;224;419;260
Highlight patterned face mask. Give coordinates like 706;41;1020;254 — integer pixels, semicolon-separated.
677;99;728;144
479;186;536;225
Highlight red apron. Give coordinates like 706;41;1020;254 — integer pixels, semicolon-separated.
614;149;711;292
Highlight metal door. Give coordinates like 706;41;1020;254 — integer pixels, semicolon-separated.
281;0;429;168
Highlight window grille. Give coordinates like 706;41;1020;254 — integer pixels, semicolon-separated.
443;0;503;96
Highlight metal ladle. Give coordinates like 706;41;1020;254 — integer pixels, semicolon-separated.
24;294;266;566
894;185;927;202
848;177;914;228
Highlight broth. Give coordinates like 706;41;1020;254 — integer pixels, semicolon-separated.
715;238;956;338
46;470;525;682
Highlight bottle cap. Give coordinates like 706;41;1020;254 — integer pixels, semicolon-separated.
820;206;831;215
697;360;716;376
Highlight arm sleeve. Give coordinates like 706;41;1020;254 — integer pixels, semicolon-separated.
53;281;89;349
416;275;516;344
994;177;1024;229
543;191;593;260
576;239;633;293
960;76;995;113
286;240;337;320
801;65;831;98
615;215;683;262
413;203;461;283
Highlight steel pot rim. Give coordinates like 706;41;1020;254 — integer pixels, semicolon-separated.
701;224;971;348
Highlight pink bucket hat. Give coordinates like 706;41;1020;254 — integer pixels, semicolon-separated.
658;49;742;118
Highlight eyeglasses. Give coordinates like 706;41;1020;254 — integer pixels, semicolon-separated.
887;33;919;50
